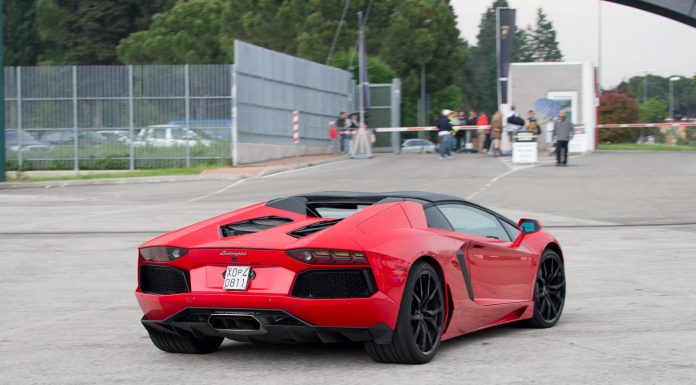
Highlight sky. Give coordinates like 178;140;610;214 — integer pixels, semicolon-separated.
450;0;696;88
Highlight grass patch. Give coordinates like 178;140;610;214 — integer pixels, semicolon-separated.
8;165;223;182
599;143;696;151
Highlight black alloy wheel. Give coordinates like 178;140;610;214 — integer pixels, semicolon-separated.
410;270;444;354
525;249;566;328
364;262;444;364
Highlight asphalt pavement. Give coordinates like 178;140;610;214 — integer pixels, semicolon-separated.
1;151;695;384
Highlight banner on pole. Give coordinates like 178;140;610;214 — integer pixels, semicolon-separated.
292;111;299;144
496;8;516;106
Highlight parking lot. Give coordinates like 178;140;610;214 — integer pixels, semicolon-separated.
1;151;695;384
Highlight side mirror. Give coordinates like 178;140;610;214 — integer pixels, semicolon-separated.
518;218;541;234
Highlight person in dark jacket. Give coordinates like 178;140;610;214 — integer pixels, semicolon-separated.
335;112;348;153
552;109;575;166
436;109;454;159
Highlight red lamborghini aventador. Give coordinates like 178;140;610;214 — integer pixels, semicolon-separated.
136;191;566;364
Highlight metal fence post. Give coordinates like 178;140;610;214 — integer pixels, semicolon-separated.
184;64;191;168
128;65;135;170
391;78;402;153
231;63;238;166
17;67;23;168
72;65;79;171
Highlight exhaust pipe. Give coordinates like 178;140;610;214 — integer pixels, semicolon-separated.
208;313;264;335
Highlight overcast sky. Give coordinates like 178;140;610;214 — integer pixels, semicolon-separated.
450;0;696;88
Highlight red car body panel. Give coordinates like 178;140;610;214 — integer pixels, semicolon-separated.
136;193;562;343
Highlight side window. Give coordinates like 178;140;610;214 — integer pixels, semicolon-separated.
424;206;453;231
153;129;167;139
501;220;521;240
437;204;510;241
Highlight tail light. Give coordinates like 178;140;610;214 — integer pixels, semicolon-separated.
140;246;188;262
286;249;368;265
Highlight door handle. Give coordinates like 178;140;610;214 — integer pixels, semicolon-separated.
472;244;484;249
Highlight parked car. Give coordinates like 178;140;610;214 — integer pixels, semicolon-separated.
401;138;436;153
167;120;231;141
5;130;51;152
134;125;211;147
41;130;109;145
96;130;130;144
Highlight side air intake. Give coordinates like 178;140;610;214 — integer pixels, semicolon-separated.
220;216;293;237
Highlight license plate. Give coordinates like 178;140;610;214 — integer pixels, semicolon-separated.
223;266;251;291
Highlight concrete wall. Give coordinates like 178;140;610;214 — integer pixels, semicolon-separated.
232;41;353;165
237;142;330;164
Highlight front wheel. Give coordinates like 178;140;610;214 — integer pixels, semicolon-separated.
364;262;444;364
524;249;566;328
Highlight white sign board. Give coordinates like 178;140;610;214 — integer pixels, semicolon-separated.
512;142;538;163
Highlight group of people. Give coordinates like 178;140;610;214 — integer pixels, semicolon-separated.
435;105;575;166
331;112;362;154
330;105;576;166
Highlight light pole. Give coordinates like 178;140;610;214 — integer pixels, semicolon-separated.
639;69;651;103
0;0;5;182
669;76;680;121
418;19;431;130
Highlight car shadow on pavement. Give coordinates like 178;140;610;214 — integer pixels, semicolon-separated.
215;340;370;362
209;323;529;363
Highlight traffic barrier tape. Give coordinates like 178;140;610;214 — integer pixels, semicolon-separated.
372;125;491;133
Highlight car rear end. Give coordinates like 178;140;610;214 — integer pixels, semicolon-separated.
136;219;399;345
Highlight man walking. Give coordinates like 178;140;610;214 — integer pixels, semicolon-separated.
436;109;454;160
552;109;574;166
505;105;523;154
335;112;349;153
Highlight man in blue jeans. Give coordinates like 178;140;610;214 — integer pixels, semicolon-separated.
436;109;454;160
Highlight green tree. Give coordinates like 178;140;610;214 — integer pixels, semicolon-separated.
380;0;469;125
118;0;227;64
330;50;395;84
3;0;41;65
529;8;562;62
513;26;534;62
616;74;696;118
639;97;668;123
36;0;72;64
470;0;508;115
49;0;175;64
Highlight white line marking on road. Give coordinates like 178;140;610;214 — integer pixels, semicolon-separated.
185;178;248;203
466;153;587;200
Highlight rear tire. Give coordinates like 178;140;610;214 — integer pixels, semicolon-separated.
146;328;223;354
364;262;444;364
523;249;566;328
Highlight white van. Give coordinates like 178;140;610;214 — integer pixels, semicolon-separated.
134;125;211;148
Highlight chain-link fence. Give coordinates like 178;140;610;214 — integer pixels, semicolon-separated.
4;65;233;170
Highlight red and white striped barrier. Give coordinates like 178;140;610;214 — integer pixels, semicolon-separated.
597;123;690;128
373;125;491;133
292;111;299;143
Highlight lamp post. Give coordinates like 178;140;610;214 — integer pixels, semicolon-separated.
0;0;5;182
418;19;431;130
639;69;651;103
669;76;680;121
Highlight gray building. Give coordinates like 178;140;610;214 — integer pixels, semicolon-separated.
508;62;596;152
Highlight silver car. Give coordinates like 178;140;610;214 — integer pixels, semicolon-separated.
401;139;435;154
